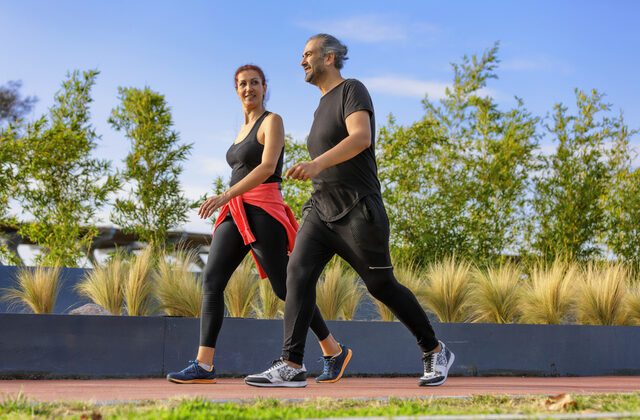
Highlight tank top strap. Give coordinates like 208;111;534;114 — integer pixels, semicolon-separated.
249;111;271;137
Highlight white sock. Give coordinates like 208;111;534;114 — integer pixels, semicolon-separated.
197;361;212;371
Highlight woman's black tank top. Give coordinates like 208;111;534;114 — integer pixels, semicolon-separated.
226;111;284;187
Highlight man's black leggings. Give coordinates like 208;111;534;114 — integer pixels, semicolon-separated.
281;194;439;365
200;203;330;348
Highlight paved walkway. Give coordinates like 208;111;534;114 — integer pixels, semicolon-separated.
1;377;639;403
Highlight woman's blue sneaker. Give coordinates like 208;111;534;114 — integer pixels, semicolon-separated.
315;344;352;383
167;360;216;384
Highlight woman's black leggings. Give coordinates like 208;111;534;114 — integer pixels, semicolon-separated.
200;203;330;348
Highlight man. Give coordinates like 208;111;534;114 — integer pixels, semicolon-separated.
245;34;454;388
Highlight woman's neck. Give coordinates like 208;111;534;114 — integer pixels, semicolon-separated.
243;105;266;124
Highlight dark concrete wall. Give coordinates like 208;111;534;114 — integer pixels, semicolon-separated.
1;313;639;379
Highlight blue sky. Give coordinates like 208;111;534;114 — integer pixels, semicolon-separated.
2;0;639;235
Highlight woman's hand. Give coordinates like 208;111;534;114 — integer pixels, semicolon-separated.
198;193;231;219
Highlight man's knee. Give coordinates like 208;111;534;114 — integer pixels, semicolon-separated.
363;270;398;299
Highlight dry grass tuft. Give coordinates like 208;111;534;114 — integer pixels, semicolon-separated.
316;257;355;321
469;263;522;324
153;248;202;318
253;278;283;319
423;255;472;322
124;247;156;316
626;286;640;326
1;265;61;314
75;251;126;315
224;255;258;318
519;260;576;324
341;269;365;321
575;262;631;325
373;298;395;322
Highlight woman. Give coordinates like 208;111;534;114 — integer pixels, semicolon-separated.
167;65;351;386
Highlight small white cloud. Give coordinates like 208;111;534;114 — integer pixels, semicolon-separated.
362;76;449;99
296;14;438;43
362;76;498;101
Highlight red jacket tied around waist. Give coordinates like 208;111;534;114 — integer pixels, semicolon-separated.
212;182;298;279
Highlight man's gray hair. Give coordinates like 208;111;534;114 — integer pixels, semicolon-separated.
308;34;349;69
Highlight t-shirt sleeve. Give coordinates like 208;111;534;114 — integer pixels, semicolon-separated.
343;79;374;119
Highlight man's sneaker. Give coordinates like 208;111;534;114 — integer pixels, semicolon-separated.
419;341;455;386
315;344;353;383
244;359;307;387
167;360;216;384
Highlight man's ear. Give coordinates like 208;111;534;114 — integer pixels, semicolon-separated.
324;51;335;67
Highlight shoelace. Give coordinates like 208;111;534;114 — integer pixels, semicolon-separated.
422;352;435;374
318;356;336;375
266;359;287;372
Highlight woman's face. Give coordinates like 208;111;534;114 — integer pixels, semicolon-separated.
236;70;265;108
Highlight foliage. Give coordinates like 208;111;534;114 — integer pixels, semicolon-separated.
528;89;634;261
575;262;630;325
153;248;202;317
519;259;576;324
1;265;61;313
469;263;522;323
281;135;313;220
109;86;195;248
124;247;156;316
377;42;539;264
315;257;355;320
0;80;37;126
224;255;258;317
16;70;119;267
605;166;640;267
253;278;283;319
75;251;127;315
0;123;23;265
423;255;472;322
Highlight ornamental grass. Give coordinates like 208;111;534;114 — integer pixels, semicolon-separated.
253;278;283;319
423;255;472;322
395;261;428;308
124;247;156;316
341;275;365;321
224;255;258;318
519;259;576;324
153;248;202;318
626;286;640;326
1;265;61;314
316;257;355;321
469;263;522;324
75;251;126;315
575;262;631;325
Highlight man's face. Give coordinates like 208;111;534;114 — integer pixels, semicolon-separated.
301;39;325;84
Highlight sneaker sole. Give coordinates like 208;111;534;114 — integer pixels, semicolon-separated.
316;348;353;383
419;352;455;387
168;378;217;384
244;378;307;388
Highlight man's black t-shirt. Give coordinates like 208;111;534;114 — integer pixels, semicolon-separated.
307;78;380;222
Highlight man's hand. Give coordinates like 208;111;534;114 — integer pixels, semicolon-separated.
198;193;231;219
285;160;322;181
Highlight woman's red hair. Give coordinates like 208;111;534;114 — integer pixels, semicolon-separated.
234;64;266;87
